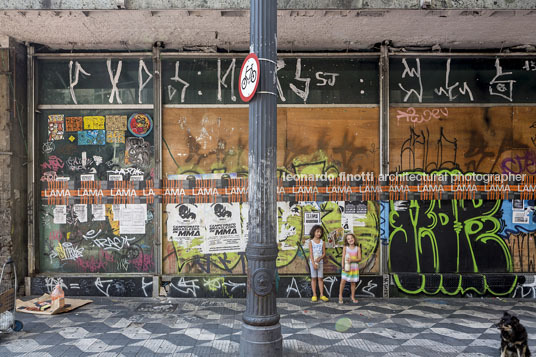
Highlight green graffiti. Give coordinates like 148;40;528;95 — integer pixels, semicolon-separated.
389;199;516;296
393;273;518;296
165;148;381;274
203;277;225;292
299;201;379;270
278;150;339;178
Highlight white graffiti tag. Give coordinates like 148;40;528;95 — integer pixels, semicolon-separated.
44;277;66;293
170;277;200;297
286;277;301;298
92;236;136;252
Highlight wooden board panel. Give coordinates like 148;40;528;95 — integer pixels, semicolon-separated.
388;106;536;174
162;108;287;176
285;107;380;175
162;107;381;275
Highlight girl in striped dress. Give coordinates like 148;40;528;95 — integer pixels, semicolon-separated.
338;233;361;304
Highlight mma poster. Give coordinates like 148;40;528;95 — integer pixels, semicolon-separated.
166;203;203;251
203;203;244;254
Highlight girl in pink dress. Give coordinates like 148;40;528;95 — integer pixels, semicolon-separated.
338;233;362;304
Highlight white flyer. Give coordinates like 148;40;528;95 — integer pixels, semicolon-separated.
512;211;529;224
73;204;88;223
166;203;203;250
112;204;124;221
119;204;147;234
303;211;321;237
203;203;243;254
277;202;300;250
53;205;67;224
92;204;106;221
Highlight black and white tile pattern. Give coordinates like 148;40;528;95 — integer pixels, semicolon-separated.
0;297;534;356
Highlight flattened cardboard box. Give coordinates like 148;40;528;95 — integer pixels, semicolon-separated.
16;294;92;315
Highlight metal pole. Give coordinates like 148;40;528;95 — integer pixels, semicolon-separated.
26;45;36;278
153;42;163;297
240;0;282;355
379;42;390;297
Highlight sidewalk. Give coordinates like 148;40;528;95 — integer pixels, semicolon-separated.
0;297;535;356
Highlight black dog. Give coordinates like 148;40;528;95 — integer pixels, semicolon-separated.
496;311;531;357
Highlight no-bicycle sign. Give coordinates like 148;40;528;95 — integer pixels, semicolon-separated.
239;53;260;102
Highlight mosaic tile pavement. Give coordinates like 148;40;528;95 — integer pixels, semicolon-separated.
0;297;535;356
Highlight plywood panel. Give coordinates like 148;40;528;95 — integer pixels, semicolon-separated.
388;106;536;174
285;107;380;175
162;107;381;275
162;108;287;177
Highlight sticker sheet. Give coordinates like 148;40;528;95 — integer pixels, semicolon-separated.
106;115;127;131
83;116;105;130
78;130;106;145
65;116;83;132
48;114;65;141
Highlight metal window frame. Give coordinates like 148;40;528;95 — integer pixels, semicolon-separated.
27;49;385;278
28;49;160;277
28;47;536;281
160;52;381;109
388;51;536;107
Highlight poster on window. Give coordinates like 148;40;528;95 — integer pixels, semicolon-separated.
166;203;203;251
119;204;147;234
203;203;243;254
343;200;368;227
278;202;301;250
303;211;321;237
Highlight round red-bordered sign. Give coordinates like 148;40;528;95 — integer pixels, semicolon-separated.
239;53;260;102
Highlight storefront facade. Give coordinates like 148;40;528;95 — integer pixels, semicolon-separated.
0;1;535;299
23;49;535;299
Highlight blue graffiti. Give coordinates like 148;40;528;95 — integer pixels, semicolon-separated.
500;200;536;238
380;200;389;245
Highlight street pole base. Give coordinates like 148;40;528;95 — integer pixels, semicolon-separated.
240;322;282;357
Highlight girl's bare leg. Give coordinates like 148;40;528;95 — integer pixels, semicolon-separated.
339;279;346;301
319;278;325;297
311;278;317;297
351;282;357;302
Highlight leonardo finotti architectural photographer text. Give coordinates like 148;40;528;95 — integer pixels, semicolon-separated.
280;172;526;183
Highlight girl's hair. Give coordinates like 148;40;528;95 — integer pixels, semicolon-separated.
344;233;357;246
309;224;324;238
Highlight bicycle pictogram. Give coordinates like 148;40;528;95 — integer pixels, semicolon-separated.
239;53;260;102
241;63;257;91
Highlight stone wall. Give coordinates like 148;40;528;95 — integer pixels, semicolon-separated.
0;39;27;294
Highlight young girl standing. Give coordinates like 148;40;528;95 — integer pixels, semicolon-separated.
338;233;362;304
308;225;329;302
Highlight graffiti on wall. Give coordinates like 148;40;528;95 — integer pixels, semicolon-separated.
390;107;536;177
38;111;156;274
166;275;383;298
513;275;536;298
392;273;518;297
162;107;381;276
31;276;154;297
41;203;155;273
163;200;380;276
389;199;517;295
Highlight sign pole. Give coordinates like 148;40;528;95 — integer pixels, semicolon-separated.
239;0;282;355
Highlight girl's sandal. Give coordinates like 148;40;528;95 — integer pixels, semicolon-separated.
338;298;343;304
351;298;358;303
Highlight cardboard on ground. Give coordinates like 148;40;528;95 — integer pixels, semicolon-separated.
16;294;92;315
